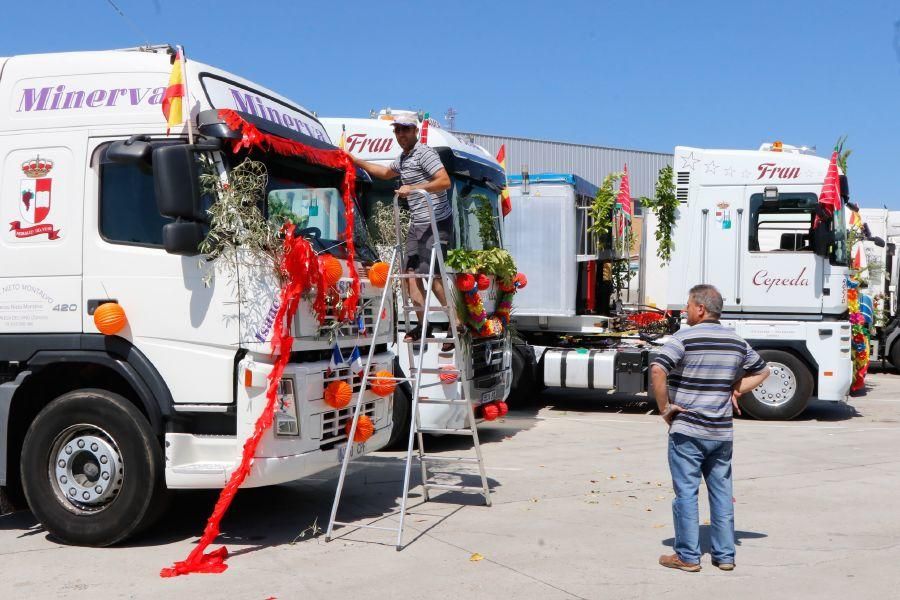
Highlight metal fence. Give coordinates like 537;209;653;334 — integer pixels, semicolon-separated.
454;130;672;210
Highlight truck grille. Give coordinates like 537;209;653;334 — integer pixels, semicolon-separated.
319;402;377;450
472;336;504;380
315;299;378;338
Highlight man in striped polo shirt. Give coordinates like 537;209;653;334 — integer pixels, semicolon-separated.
351;114;452;342
650;284;770;573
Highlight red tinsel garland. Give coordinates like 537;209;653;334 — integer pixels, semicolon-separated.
217;108;360;317
161;228;319;577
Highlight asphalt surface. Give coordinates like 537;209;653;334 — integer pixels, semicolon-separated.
3;370;900;599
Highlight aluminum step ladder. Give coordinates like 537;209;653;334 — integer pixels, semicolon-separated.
326;190;491;550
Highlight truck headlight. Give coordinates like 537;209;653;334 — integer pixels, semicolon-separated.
274;378;299;436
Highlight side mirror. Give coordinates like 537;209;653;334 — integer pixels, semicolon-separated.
871;236;886;248
840;174;849;202
153;144;206;221
107;135;152;170
162;221;206;256
811;208;834;257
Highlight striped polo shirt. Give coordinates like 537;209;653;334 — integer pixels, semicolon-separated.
650;321;767;441
390;143;452;224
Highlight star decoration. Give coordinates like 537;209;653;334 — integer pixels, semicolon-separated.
680;152;700;171
722;167;735;177
704;161;719;174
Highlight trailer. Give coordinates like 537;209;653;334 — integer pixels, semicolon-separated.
507;142;854;419
856;208;900;367
0;46;396;545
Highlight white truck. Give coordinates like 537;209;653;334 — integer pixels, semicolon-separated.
321;112;512;443
507;142;854;420
0;46;395;545
856;208;900;367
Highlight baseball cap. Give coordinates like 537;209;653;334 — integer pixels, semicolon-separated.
390;114;419;128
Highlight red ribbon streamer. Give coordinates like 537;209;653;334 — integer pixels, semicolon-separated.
161;108;362;577
160;229;319;577
216;109;361;317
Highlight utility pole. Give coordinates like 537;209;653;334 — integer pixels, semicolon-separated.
445;107;457;131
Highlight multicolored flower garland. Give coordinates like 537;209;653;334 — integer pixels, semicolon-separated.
847;278;870;392
456;272;527;337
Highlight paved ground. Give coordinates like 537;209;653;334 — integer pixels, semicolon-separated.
3;370;900;599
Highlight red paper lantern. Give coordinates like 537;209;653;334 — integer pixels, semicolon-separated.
456;273;476;292
345;415;375;442
496;401;509;417
324;380;353;409
481;403;500;421
94;302;127;335
321;254;343;287
367;262;390;288
514;272;528;289
498;279;516;293
370;370;397;397
476;273;490;291
438;365;460;384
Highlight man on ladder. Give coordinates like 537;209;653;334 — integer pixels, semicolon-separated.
350;113;452;342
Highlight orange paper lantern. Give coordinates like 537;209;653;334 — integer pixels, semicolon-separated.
497;401;509;417
476;273;490;291
345;415;375;442
438;365;460;384
368;262;390;288
321;254;343;287
481;403;500;421
93;302;127;336
370;370;397;397
324;380;353;409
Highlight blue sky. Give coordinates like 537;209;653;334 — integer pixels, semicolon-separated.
3;0;900;206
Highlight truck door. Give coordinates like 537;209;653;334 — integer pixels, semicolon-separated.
81;138;239;406
0;134;84;334
741;189;821;314
695;186;745;311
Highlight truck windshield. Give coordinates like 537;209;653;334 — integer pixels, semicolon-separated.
226;153;377;262
452;180;503;251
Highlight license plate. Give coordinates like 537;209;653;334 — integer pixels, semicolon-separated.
337;440;367;463
481;390;497;402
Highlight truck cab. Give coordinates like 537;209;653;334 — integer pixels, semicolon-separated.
321;112;512;443
0;47;395;545
644;144;853;417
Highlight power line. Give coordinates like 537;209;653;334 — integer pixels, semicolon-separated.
104;0;152;46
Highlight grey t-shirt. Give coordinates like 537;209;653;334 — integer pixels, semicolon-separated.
390;143;452;224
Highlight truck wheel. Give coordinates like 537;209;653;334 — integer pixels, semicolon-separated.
386;383;411;449
889;340;900;371
738;350;813;420
20;389;165;546
509;344;535;405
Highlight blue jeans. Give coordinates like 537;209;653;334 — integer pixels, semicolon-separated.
668;432;735;564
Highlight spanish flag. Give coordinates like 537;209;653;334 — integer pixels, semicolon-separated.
496;144;512;217
162;50;184;134
849;209;862;229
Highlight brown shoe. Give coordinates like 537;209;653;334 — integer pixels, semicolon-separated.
712;559;735;571
659;553;701;572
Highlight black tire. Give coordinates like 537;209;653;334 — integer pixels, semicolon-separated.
20;388;165;546
738;349;813;420
889;339;900;371
386;382;412;449
508;343;536;405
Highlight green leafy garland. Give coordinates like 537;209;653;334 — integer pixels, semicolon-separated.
587;172;622;250
446;247;517;280
639;165;678;265
471;193;500;248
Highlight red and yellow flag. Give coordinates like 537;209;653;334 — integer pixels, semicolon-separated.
496;144;512;217
162;51;184;134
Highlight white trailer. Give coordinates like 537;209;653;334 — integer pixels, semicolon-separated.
508;142;854;420
0;47;395;545
321;112;511;443
857;208;900;367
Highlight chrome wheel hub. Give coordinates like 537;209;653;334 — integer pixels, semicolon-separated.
750;361;797;408
49;425;123;514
